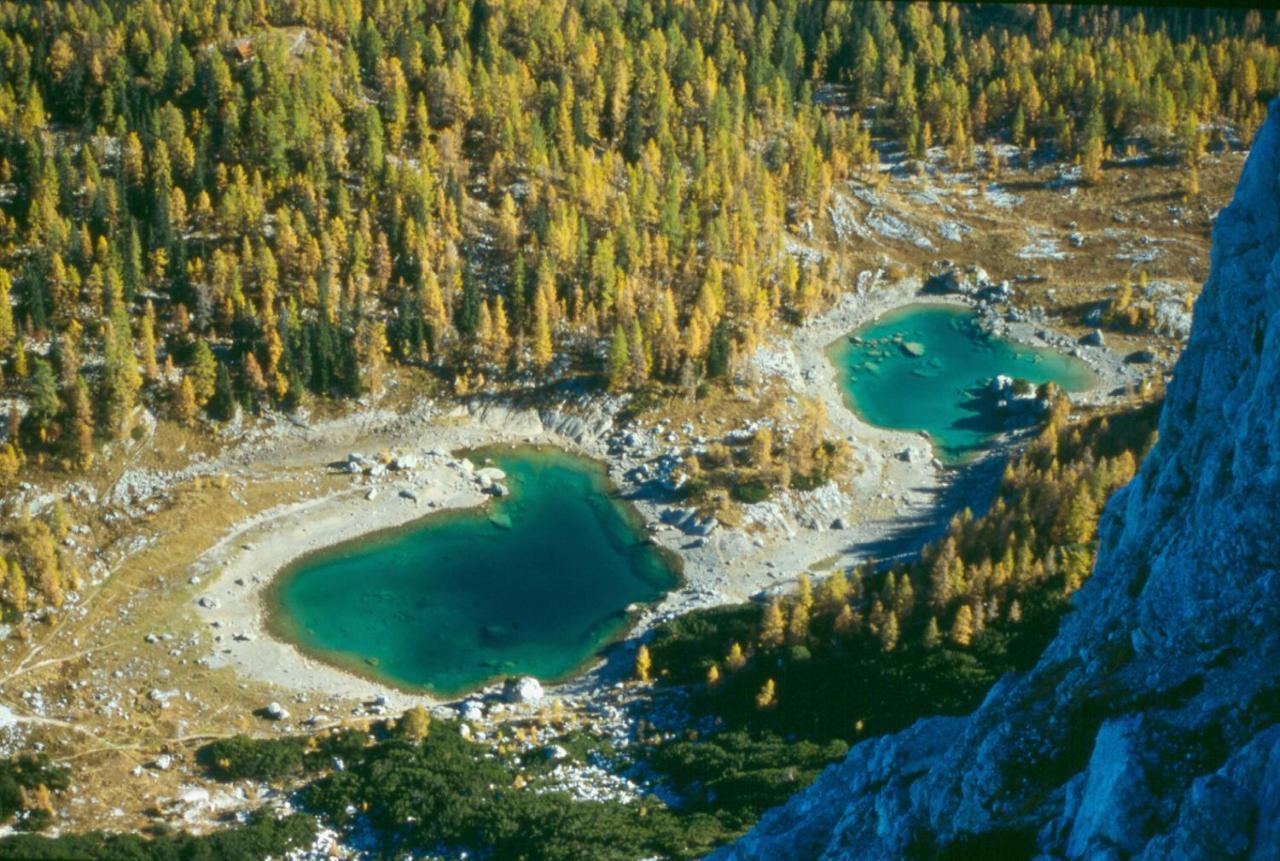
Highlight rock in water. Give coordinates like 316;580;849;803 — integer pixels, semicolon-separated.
476;466;507;484
900;341;926;357
714;97;1280;861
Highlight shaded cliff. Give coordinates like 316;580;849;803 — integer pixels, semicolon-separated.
715;99;1280;860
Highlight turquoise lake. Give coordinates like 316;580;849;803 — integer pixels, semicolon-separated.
828;304;1096;463
269;447;679;695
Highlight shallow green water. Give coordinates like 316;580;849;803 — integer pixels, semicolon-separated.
270;447;678;695
828;304;1095;463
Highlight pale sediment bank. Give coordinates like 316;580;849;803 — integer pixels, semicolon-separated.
192;278;1144;712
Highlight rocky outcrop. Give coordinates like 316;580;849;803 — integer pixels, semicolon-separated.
715;99;1280;860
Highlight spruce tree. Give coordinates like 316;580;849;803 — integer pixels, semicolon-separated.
606;325;629;392
188;340;218;406
949;605;974;646
208;362;237;421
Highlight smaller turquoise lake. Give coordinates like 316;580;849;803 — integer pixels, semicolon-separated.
269;447;678;695
828;304;1095;463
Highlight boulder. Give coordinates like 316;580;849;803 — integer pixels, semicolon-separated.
391;453;419;471
263;702;289;721
1080;329;1106;347
503;676;544;704
177;786;210;806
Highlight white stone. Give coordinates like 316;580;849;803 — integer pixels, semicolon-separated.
503;676;544;704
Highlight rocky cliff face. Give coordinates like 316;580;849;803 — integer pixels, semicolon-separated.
714;99;1280;861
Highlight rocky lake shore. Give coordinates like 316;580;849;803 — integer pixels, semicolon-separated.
181;277;1145;723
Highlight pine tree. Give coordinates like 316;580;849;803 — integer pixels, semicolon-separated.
627;319;650;387
27;360;60;441
1060;486;1098;544
174;376;198;425
0;269;14;352
706;664;721;687
208;362;237;421
922;616;941;649
243;352;268;399
1082;132;1104;184
49;499;70;540
399;705;431;742
833;604;857;637
497;193;520;255
68;377;94;471
787;601;810;646
0;445;20;491
949;604;974;646
25;521;62;608
189;340;218;405
879;611;899;652
725;642;747;672
100;314;141;439
137;322;160;385
490;298;511;367
3;559;26;614
759;599;786;648
634;644;652;683
754;678;777;710
532;289;553;370
606;325;629;392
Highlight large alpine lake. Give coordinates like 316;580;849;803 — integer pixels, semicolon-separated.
269;447;678;695
829;304;1095;462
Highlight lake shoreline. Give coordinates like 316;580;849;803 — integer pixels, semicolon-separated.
192;278;1142;713
826;302;1098;463
259;445;680;698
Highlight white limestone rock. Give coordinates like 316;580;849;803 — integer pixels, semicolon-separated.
503;676;544;704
